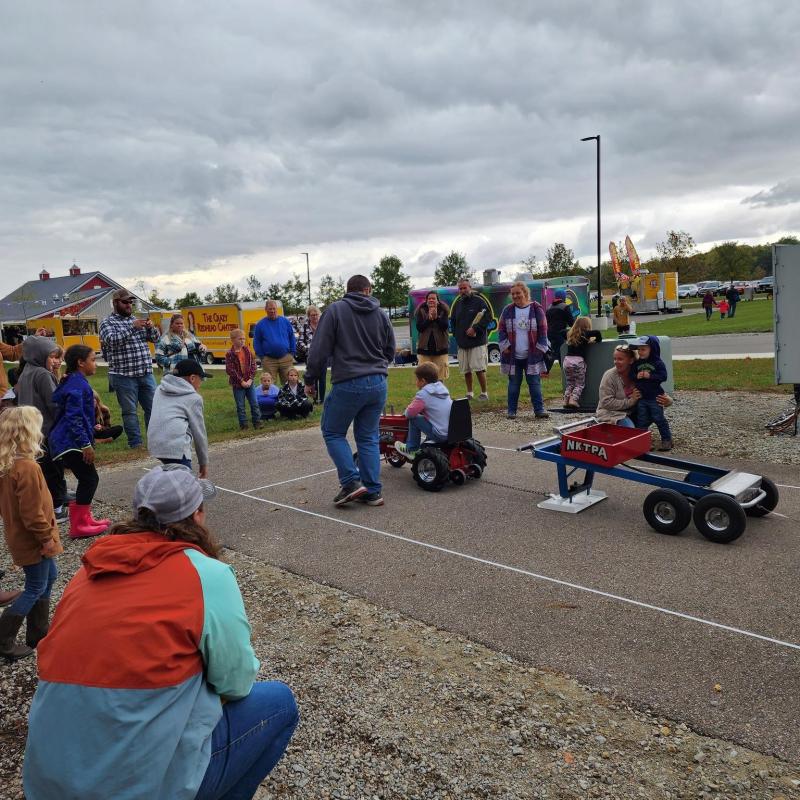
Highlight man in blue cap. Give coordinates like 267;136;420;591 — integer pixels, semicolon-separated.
545;289;574;367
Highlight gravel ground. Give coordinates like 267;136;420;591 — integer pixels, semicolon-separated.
475;390;800;466
2;390;799;799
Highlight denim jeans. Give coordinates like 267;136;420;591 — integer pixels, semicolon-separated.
616;416;636;428
728;301;737;318
636;397;672;441
113;373;156;448
321;374;387;494
195;681;299;800
407;415;445;450
233;385;260;426
507;359;545;415
9;558;57;617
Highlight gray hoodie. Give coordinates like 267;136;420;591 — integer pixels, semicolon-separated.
146;374;209;467
304;292;396;385
16;337;60;435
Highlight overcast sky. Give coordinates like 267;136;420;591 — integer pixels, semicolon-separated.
2;1;799;299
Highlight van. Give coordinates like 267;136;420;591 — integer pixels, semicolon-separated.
408;277;590;363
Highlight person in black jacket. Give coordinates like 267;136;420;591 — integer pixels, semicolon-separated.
544;289;574;367
450;279;492;400
725;283;740;318
414;292;450;380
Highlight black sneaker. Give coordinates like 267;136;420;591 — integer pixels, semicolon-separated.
333;482;368;506
359;492;384;506
55;507;69;525
535;411;550;419
252;420;262;429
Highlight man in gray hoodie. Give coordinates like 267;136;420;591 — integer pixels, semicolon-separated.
146;360;210;478
16;336;68;522
304;275;396;507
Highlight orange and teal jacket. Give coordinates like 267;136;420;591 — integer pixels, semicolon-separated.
24;532;259;800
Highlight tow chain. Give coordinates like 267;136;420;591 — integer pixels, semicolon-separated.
481;477;554;498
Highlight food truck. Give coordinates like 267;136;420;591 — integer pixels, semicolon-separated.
408;276;590;363
1;317;101;353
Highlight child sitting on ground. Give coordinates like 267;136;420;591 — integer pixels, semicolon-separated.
631;336;672;451
395;362;453;458
93;391;123;443
257;371;280;421
276;368;313;420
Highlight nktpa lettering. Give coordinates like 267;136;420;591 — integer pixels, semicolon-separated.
564;439;608;461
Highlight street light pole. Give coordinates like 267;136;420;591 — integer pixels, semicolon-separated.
300;253;311;305
580;135;601;318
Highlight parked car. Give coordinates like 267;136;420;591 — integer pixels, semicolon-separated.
696;281;724;296
756;276;774;293
677;283;699;298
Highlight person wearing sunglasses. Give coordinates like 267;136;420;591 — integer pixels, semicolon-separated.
596;343;671;428
99;289;161;448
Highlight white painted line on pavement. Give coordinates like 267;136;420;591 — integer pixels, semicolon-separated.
242;468;338;494
215;484;800;653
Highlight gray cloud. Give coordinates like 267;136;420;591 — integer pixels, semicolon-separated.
2;1;800;294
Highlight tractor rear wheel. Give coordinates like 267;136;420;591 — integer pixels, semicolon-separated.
412;448;450;492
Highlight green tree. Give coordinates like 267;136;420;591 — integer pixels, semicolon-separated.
654;230;698;280
204;283;241;303
519;254;540;274
280;273;309;314
242;274;268;302
174;291;203;309
434;251;473;286
315;274;345;308
146;289;172;309
707;242;752;282
544;243;578;276
370;255;412;310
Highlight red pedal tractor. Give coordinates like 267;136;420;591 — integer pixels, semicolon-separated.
374;398;488;492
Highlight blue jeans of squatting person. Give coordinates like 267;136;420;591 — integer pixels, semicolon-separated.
195;681;299;800
233;385;260;426
636;397;672;441
9;558;58;617
321;374;387;494
507;358;545;415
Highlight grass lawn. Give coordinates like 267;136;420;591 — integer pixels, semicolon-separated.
635;298;773;337
81;356;787;466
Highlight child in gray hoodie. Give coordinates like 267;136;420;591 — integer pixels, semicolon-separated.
395;362;453;457
146;360;210;477
15;336;68;521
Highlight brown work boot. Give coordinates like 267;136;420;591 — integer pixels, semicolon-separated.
25;597;51;648
0;608;34;662
658;440;673;452
0;589;22;608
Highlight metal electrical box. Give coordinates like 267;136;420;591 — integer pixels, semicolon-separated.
773;245;800;384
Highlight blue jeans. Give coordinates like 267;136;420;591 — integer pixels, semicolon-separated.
233;385;260;426
195;681;299;800
728;301;737;318
113;373;157;448
636;397;672;441
321;374;387;494
9;558;57;617
616;416;636;428
507;359;545;415
406;416;445;450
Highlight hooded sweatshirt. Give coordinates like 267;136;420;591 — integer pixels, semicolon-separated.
24;532;259;800
631;336;668;400
404;380;453;439
16;336;59;435
304;292;396;386
147;374;209;467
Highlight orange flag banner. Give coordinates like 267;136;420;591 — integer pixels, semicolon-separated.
624;236;641;276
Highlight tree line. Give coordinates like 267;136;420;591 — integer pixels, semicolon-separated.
143;232;796;311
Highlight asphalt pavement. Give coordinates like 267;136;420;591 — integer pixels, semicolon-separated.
97;427;800;762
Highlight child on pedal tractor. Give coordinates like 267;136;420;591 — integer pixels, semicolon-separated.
395;363;452;459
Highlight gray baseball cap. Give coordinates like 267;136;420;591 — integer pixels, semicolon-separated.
133;464;216;525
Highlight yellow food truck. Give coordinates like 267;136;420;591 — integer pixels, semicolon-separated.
627;270;681;314
5;317;103;353
155;302;283;363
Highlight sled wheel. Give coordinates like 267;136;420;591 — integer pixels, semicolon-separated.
467;463;484;479
412;448;450;492
642;489;692;535
745;476;779;517
204;352;215;365
693;493;746;544
464;438;488;468
387;449;406;468
450;469;466;485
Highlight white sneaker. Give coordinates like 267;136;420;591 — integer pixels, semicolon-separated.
394;441;418;459
478;392;489;401
466;391;474;399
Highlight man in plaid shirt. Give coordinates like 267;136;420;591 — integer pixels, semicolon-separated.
99;288;161;448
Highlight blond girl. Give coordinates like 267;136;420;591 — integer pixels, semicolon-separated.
0;406;63;661
563;316;602;408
